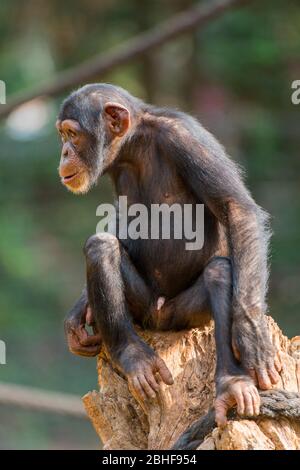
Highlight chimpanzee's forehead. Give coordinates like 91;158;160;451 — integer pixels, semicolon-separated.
59;100;81;121
58;93;103;131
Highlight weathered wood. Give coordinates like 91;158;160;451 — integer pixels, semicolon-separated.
82;317;300;450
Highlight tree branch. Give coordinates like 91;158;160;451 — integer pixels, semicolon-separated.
0;0;251;119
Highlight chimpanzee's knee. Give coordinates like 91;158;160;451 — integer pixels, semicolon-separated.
83;233;120;267
204;256;232;290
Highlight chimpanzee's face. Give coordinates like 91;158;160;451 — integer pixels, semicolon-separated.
56;118;94;194
56;94;131;194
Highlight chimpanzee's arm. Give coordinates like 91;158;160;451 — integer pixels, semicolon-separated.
160;121;280;389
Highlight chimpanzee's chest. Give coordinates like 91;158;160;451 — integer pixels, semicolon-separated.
114;164;219;297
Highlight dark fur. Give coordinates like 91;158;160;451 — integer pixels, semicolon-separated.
59;84;274;402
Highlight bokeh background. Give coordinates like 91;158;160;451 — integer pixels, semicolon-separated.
0;0;299;450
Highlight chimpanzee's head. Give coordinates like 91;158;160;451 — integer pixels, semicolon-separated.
56;83;141;194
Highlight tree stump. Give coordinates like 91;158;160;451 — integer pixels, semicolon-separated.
82;316;300;450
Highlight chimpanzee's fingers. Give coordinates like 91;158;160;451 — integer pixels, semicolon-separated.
214;397;228;428
70;345;101;357
235;390;245;416
92;323;100;335
243;391;254;416
256;369;272;390
267;364;280;384
155;357;174;385
68;334;101;357
139;374;156;399
253;387;261;416
129;377;147;402
73;325;89;341
80;333;102;346
144;370;160;392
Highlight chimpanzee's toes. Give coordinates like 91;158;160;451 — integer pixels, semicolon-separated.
256;369;272;390
274;353;282;372
267;365;280;384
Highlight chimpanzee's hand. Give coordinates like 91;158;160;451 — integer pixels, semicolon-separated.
64;304;102;357
117;341;174;402
232;316;281;390
215;375;260;427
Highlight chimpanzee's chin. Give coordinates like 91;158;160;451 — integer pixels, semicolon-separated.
70;186;90;195
62;172;91;195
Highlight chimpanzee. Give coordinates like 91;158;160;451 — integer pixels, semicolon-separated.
56;83;281;426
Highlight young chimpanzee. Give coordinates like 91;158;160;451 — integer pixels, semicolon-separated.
56;84;281;426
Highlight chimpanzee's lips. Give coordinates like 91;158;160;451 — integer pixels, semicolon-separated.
62;172;78;183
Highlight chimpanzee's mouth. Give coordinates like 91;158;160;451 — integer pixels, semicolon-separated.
63;172;78;183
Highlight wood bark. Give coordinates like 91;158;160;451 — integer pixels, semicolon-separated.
82;316;300;450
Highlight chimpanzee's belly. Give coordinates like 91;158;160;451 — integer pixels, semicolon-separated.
122;211;219;298
114;162;220;298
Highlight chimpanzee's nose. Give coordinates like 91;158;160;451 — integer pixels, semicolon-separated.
63;147;68;157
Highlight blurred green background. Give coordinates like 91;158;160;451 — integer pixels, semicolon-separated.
0;0;299;449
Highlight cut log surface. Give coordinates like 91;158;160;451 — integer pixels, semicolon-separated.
82;316;300;450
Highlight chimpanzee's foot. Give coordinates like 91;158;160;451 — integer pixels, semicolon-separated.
65;305;102;357
117;340;173;402
214;375;260;427
232;318;282;390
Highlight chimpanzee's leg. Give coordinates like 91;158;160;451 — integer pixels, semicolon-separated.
64;238;153;357
83;232;173;401
203;257;261;425
156;257;260;426
119;247;153;322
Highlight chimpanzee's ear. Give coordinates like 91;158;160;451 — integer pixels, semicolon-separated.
104;102;130;137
